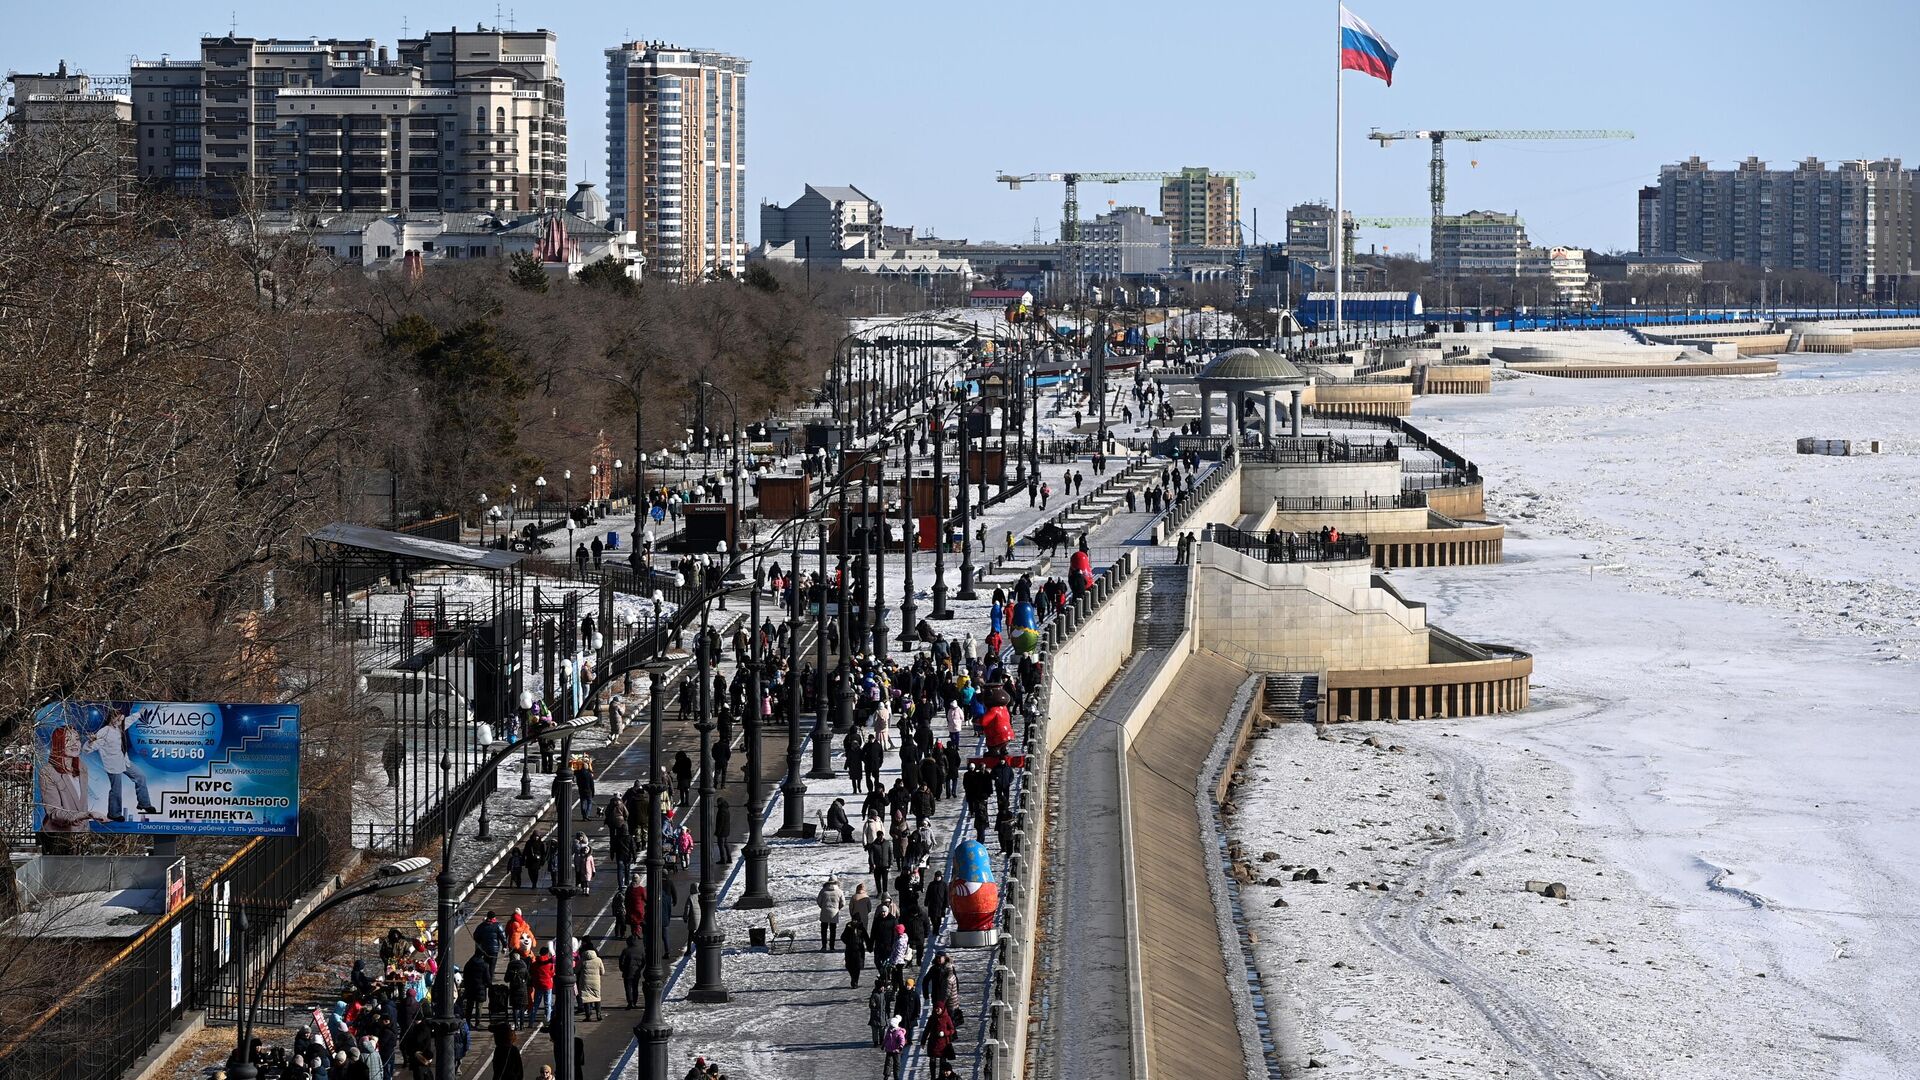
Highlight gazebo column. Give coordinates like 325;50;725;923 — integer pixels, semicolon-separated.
1290;388;1304;437
1199;386;1213;436
1263;391;1278;444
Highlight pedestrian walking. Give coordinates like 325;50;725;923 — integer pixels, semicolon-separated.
882;1016;908;1080
841;918;869;986
817;875;845;951
619;934;643;1010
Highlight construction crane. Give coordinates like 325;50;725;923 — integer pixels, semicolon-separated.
1342;216;1431;268
996;169;1255;243
1365;129;1631;272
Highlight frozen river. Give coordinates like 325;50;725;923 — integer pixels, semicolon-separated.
1234;349;1920;1078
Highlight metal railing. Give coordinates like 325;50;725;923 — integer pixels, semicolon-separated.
1400;469;1480;490
0;819;333;1080
1210;523;1370;563
1242;439;1399;464
1275;492;1425;512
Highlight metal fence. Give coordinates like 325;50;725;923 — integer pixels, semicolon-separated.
1274;492;1425;512
0;820;332;1080
1211;524;1370;563
1242;439;1399;464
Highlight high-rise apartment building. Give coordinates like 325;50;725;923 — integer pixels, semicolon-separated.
1432;210;1529;276
1285;202;1338;266
1080;206;1171;278
129;27;566;214
1636;185;1660;256
1159;167;1241;248
4;63;137;210
605;42;749;281
1641;156;1918;293
760;184;883;260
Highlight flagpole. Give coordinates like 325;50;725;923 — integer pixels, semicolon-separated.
1333;0;1345;337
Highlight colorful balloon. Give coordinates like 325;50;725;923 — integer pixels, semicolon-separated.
979;704;1013;753
1011;601;1040;654
948;839;1000;946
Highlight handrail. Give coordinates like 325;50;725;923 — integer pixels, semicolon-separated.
1242;439;1398;464
1210;523;1369;563
1275;492;1425;511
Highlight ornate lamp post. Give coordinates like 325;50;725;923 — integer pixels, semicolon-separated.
534;475;547;529
897;420;918;644
931;397;952;619
955;386;978;601
778;518;809;835
634;663;673;1077
870;437;890;658
810;518;835;779
737;556;773;908
688;599;730;1002
549;695;583;1080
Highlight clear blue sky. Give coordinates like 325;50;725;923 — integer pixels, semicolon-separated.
10;0;1918;253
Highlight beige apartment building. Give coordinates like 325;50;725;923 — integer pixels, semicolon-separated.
1160;167;1242;247
129;26;566;215
606;41;749;281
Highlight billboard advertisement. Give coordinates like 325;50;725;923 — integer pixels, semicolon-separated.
32;701;300;836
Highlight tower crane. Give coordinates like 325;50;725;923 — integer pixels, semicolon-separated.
1365;129;1632;273
996;169;1255;244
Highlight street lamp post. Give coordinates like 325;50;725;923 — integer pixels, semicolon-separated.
429;714;590;1080
226;868;426;1080
535;476;547;529
956;389;978;601
549;720;582;1080
870;439;889;658
737;558;773;907
810;518;835;779
897;421;918;644
778;519;809;836
635;665;673;1077
931;401;952;619
689;599;730;1002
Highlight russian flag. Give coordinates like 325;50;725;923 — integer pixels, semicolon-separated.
1340;6;1399;86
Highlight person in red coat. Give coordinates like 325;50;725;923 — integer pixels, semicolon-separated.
923;1000;958;1069
529;945;556;1022
624;879;647;934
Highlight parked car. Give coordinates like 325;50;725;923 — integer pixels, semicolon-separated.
359;668;472;725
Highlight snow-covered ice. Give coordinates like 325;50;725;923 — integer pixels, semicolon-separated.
1232;349;1920;1078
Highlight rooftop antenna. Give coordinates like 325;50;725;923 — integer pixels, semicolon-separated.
229;10;237;34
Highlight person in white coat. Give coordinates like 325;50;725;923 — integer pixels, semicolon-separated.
88;708;156;821
817;875;846;951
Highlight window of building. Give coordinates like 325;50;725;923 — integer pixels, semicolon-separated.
349;245;363;257
376;245;393;259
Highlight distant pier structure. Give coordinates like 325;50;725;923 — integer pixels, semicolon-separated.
1795;438;1879;456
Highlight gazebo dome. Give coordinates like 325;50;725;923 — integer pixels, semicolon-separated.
566;181;609;226
1198;347;1308;386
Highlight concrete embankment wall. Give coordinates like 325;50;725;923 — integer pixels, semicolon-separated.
1043;571;1141;753
1192;544;1429;669
1242;460;1403;504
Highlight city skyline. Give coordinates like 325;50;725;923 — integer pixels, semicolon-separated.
8;0;1917;255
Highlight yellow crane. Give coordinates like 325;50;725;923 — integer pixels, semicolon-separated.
1366;128;1632;272
996;169;1255;243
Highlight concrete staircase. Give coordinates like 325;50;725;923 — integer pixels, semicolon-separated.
1133;565;1190;650
1262;672;1320;722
